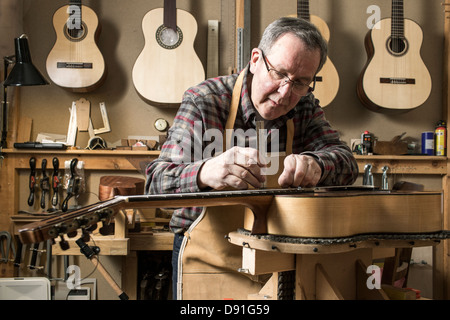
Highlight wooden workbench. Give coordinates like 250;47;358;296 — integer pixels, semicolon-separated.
0;149;448;299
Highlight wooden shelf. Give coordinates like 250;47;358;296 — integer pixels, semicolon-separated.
355;154;447;175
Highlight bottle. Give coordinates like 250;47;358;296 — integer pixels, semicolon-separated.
435;120;447;156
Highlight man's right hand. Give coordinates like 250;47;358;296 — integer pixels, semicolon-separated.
197;146;267;190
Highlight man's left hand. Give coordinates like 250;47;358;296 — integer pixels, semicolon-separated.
278;154;322;188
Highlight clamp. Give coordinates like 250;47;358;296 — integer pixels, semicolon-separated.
0;231;16;264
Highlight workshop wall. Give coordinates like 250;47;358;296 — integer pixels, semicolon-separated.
5;0;446;150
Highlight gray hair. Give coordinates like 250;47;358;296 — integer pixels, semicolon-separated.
258;17;328;73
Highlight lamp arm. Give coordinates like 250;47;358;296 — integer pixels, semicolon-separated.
1;56;13;149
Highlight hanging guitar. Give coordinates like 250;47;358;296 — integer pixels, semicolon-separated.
293;0;340;107
132;0;205;106
357;0;431;112
46;0;106;92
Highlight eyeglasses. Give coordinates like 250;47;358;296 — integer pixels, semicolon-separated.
260;50;315;96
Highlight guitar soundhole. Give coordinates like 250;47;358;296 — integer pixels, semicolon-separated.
387;37;408;56
156;25;183;49
64;21;87;42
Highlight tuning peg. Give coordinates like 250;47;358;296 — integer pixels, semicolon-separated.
59;235;70;251
67;230;78;238
85;223;97;233
99;221;114;235
81;229;90;243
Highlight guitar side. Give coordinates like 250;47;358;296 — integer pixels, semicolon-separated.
46;5;106;92
309;15;340;107
357;18;432;111
132;8;205;106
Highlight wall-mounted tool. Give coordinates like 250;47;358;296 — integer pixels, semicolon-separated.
51;157;60;209
40;159;49;209
27;157;36;207
0;231;16;264
62;158;81;212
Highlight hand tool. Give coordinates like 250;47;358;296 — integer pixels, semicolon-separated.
0;231;16;264
62;158;80;212
27;157;36;206
40;159;49;209
51;157;60;208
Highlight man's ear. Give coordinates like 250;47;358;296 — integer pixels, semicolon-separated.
249;48;261;74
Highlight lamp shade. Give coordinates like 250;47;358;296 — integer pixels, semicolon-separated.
3;35;49;86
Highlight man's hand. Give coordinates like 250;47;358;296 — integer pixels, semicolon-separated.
198;146;267;190
278;154;322;188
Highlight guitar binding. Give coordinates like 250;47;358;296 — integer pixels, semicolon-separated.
155;25;183;50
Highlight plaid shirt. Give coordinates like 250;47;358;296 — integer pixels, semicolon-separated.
145;66;358;234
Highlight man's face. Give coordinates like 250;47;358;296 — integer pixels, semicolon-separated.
249;33;321;120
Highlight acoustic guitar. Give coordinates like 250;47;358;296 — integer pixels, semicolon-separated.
132;0;205;106
17;186;442;246
357;0;432;112
293;0;340;107
46;0;106;92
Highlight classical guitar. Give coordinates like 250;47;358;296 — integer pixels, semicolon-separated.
132;0;205;106
46;0;106;92
294;0;340;107
17;186;442;246
357;0;432;112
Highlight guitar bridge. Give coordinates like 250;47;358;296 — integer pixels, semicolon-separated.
57;62;93;69
379;77;415;84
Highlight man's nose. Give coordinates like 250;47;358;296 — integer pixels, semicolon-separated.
277;79;292;97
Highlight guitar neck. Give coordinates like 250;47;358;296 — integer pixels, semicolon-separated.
297;0;310;21
68;0;82;32
391;0;404;38
164;0;177;31
18;186;379;245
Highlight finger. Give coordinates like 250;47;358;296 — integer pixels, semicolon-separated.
228;147;267;168
278;156;296;187
228;147;266;183
293;156;321;187
227;164;266;188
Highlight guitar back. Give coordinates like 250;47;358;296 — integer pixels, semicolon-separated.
132;8;205;106
46;5;106;92
358;18;432;111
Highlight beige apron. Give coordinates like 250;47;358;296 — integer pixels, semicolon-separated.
177;72;294;300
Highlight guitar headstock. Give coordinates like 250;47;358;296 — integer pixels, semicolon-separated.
18;198;121;250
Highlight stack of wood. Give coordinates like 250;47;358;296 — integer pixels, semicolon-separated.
116;139;158;151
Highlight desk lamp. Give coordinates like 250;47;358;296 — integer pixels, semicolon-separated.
1;34;49;149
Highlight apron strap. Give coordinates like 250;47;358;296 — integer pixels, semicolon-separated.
224;70;294;154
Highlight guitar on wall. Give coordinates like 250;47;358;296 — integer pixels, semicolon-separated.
46;0;106;92
293;0;340;107
357;0;432;112
132;0;205;106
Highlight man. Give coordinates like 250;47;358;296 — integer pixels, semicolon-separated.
145;17;358;299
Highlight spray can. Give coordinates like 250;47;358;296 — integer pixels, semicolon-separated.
435;120;447;156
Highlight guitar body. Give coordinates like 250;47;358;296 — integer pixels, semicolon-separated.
309;15;340;107
132;8;205;106
46;5;106;92
290;13;340;107
358;18;432;111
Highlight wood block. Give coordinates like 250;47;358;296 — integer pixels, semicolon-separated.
16;116;32;142
76;98;90;132
242;247;294;275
